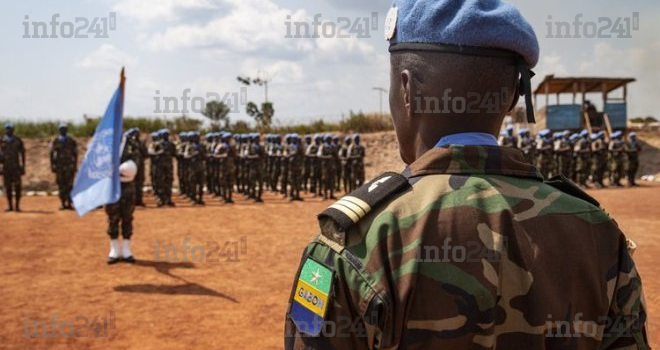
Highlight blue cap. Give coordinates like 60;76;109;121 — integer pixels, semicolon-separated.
387;0;539;123
387;0;539;67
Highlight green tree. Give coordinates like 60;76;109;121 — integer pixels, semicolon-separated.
245;101;275;129
202;100;231;130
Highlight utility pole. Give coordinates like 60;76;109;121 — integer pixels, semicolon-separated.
372;87;387;116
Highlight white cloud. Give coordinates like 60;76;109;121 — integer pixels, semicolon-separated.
77;44;137;70
113;0;217;23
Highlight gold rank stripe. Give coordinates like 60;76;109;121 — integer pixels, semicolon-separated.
293;279;329;317
329;196;372;223
342;196;371;216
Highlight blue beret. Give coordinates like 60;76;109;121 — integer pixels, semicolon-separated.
387;0;539;68
5;123;14;129
538;129;550;137
580;129;589;137
629;132;637;138
611;130;622;139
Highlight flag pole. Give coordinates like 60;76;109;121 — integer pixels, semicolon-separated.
119;67;126;116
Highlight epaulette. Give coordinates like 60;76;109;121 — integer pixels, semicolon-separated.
543;174;600;207
317;172;411;247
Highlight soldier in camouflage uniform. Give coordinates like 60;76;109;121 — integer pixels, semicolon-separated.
349;134;366;188
159;130;176;206
105;134;140;264
591;131;608;188
246;133;264;202
281;135;291;198
624;132;641;187
608;131;625;187
516;128;535;165
573;130;591;188
340;136;354;193
184;132;206;205
1;124;26;212
287;134;304;201
302;134;313;192
148;132;162;202
132;128;148;207
333;135;342;191
498;125;517;148
535;129;553;179
50;124;78;210
176;132;190;199
553;130;572;177
216;132;235;203
317;134;338;200
285;1;649;349
307;135;322;197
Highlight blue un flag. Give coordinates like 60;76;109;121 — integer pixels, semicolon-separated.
71;80;124;216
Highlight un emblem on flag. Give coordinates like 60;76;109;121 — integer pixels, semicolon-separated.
88;129;114;180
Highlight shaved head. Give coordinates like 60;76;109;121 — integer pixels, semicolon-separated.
389;51;520;164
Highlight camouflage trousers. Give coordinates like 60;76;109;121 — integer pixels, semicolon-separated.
188;168;205;203
105;182;136;239
55;169;75;202
574;156;590;185
3;171;22;208
609;156;624;185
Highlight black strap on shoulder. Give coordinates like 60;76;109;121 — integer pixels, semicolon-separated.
544;174;600;207
318;172;411;233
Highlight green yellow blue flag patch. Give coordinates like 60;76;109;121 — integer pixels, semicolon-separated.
290;257;334;336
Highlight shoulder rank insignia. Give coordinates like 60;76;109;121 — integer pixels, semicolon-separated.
318;172;410;243
289;257;334;336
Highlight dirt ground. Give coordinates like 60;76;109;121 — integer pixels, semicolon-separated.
0;182;658;350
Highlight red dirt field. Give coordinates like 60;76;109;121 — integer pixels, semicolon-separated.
0;184;659;350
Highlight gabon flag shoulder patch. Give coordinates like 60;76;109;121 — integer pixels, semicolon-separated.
289;257;334;336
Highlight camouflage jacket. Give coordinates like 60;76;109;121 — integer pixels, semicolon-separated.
1;135;25;171
50;135;78;171
285;145;648;350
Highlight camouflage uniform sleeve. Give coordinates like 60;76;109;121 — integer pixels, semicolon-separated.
601;234;650;350
285;235;386;350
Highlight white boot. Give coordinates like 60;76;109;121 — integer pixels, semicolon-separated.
122;239;135;263
107;239;120;264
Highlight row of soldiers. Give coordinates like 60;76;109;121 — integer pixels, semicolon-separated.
131;129;367;206
499;126;642;188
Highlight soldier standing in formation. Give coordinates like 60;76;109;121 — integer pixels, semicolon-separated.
285;0;648;348
1;124;25;212
624;132;641;186
49;124;78;210
573;129;591;188
517;128;535;165
317;134;338;200
608;131;625;187
554;130;572;177
591;131;608;188
106;133;140;264
131;128;148;207
184;132;206;205
349;134;365;188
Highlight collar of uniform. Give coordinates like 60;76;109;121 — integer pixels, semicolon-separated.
435;132;499;147
406;145;543;180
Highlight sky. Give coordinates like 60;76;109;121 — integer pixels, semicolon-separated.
0;0;658;126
